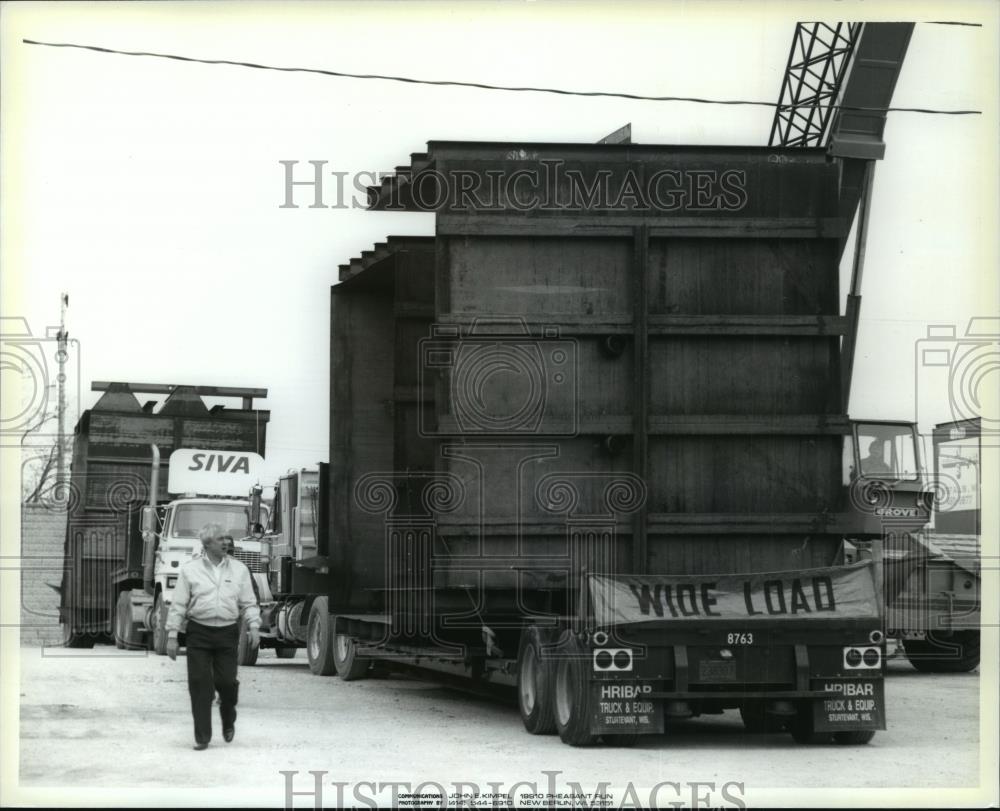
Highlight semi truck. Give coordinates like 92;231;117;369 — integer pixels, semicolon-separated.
237;466;332;667
58;381;270;649
304;25;921;748
118;445;270;655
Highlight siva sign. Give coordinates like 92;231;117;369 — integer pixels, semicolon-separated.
168;448;264;497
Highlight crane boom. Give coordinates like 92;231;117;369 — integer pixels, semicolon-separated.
771;22;914;158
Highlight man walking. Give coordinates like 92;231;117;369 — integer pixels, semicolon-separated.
166;523;260;750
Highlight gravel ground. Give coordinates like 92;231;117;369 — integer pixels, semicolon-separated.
8;645;989;807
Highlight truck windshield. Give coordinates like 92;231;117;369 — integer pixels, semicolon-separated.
171;504;251;539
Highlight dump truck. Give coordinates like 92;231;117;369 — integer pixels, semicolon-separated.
882;418;982;672
58;382;270;649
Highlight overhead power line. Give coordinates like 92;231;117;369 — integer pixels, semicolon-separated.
22;38;982;116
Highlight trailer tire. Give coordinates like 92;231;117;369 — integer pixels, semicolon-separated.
553;634;597;746
903;631;980;673
333;624;370;681
739;700;786;733
152;593;168;656
306;597;337;676
64;633;94;649
237;615;259;666
115;591;143;650
833;729;876;745
789;704;830;745
517;626;557;735
114;593;127;649
275;647;297;659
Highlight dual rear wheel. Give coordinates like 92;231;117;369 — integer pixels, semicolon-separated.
114;591;144;650
305;598;370;679
903;631;980;673
517;628;635;747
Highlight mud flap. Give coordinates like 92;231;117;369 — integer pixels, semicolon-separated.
589;682;664;735
812;679;886;731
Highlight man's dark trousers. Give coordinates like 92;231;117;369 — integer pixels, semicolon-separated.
185;620;239;744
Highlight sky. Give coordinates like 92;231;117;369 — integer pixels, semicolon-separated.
2;0;997;489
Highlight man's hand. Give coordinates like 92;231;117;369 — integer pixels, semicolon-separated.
249;627;260;650
166;637;179;661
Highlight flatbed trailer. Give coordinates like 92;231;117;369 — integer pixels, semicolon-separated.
317;128;917;745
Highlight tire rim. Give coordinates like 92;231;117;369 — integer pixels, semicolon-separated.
555;660;573;727
308;616;321;660
116;597;124;643
153;596;164;647
336;634;350;663
519;644;538;715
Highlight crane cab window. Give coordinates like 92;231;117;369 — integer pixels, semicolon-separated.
855;423;919;480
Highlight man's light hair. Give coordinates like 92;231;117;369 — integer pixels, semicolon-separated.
199;523;224;544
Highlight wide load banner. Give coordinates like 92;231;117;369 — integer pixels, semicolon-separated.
589;561;880;626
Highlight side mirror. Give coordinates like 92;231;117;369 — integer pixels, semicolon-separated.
250;485;263;530
251;522;265;540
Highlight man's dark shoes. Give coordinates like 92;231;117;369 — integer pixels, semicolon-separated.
223;726;234;743
193;742;209;751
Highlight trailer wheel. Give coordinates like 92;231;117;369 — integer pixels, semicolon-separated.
517;626;557;735
237;615;259;666
275;647;297;659
739;700;785;733
333;624;370;681
63;633;94;649
553;635;597;746
903;631;980;673
114;593;127;649
306;597;337;676
152;593;168;656
115;591;143;650
833;729;876;745
788;704;830;745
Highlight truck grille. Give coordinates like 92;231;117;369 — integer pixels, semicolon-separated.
231;547;266;573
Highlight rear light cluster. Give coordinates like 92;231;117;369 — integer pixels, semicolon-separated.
843;645;881;669
593;648;633;672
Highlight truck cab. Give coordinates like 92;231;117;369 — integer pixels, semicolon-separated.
141;496;269;655
116;445;268;654
155;497;268;595
236;467;332;667
843;420;932;535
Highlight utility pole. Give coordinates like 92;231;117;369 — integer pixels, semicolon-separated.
56;292;69;490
